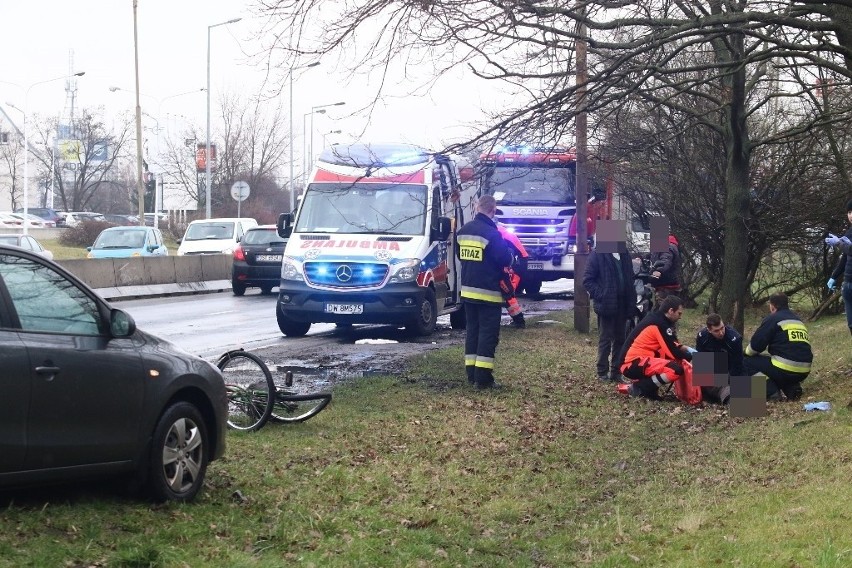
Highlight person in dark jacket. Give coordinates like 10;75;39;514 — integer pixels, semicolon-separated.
826;198;852;337
695;313;743;404
583;242;634;382
743;292;813;401
618;295;693;399
456;195;513;389
648;234;682;304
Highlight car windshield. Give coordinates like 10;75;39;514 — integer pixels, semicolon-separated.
184;222;235;241
243;229;286;246
295;183;428;234
94;229;146;249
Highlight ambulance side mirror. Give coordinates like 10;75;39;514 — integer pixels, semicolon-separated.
432;217;451;242
277;213;293;238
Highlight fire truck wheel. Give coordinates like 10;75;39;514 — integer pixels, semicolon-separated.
406;288;437;336
450;305;466;330
521;278;542;295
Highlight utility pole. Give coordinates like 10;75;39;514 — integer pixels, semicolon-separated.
573;9;590;334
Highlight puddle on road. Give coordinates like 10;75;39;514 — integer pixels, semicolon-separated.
273;363;388;391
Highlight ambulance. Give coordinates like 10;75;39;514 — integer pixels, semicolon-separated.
275;143;472;336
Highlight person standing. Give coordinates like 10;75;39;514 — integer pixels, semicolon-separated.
583;243;634;382
618;295;694;400
648;234;682;305
744;292;813;401
695;313;744;404
457;195;513;389
826;199;852;338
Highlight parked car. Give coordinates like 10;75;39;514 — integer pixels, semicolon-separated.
0;244;227;501
144;212;169;227
177;217;258;256
103;213;141;226
60;211;107;227
9;212;54;228
0;213;23;229
16;207;66;227
87;226;168;258
231;225;288;296
0;234;54;260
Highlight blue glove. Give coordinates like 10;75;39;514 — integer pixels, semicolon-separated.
828;278;837;290
803;402;831;411
826;233;842;247
686;346;697;354
842;236;852;247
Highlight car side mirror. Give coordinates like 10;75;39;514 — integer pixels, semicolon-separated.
86;246;92;252
432;217;451;242
110;308;136;337
277;212;293;238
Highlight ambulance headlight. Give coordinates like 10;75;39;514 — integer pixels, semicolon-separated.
281;258;304;281
389;258;421;283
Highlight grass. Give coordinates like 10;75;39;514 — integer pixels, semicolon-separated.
1;306;850;567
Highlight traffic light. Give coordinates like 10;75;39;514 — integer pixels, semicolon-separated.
144;175;157;213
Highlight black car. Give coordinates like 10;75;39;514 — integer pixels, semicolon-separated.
0;244;227;501
231;225;287;296
16;207;66;228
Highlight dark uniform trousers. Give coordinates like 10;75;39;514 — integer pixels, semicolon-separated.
464;301;502;386
743;355;806;400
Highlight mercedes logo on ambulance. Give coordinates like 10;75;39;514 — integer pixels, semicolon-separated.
336;265;353;282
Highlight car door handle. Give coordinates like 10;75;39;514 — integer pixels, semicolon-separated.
35;366;61;380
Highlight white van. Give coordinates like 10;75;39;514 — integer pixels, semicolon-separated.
176;218;258;255
275;143;474;337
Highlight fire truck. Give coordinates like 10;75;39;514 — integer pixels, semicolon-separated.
479;145;610;294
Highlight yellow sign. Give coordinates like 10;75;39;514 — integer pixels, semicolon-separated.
459;246;483;261
59;140;83;162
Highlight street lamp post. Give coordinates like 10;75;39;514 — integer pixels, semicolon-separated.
309;102;346;166
206;17;241;219
288;62;320;213
6;72;85;234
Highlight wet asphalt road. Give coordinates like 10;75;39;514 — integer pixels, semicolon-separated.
120;280;575;361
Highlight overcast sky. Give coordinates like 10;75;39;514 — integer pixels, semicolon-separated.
0;1;510;153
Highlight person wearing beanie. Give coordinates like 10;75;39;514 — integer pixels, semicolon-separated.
827;198;852;337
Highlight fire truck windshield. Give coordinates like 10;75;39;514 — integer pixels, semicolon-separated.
295;183;428;235
483;166;575;206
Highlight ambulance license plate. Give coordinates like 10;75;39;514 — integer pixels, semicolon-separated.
325;303;364;315
527;262;544;270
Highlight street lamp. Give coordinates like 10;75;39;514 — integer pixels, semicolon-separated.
310;102;346;166
288;62;320;212
6;71;85;234
206;17;242;219
322;129;342;149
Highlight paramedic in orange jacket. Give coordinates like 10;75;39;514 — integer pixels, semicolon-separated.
618;295;694;399
496;223;529;328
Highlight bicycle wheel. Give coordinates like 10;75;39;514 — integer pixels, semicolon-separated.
269;391;332;424
217;350;275;432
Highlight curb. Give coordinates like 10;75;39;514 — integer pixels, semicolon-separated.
96;280;232;302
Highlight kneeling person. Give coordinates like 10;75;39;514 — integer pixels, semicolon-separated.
743;292;812;400
619;295;693;399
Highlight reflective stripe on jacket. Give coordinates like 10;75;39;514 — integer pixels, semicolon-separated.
457;213;512;304
745;309;813;374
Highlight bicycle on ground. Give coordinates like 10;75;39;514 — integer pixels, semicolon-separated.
216;349;332;432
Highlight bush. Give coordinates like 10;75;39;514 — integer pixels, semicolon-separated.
58;221;115;247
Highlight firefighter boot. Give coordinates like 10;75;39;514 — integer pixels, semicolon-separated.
510;313;526;329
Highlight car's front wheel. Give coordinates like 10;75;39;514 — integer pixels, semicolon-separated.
147;402;210;502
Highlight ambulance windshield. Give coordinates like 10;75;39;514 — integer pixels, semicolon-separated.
295;183;429;235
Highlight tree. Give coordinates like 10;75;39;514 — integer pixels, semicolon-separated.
255;0;852;330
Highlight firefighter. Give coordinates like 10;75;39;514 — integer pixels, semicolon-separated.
743;292;812;401
497;223;528;328
617;295;694;399
456;195;514;389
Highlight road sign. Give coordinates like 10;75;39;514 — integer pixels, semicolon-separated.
230;181;250;202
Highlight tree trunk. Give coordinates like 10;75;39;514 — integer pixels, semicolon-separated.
716;32;751;333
